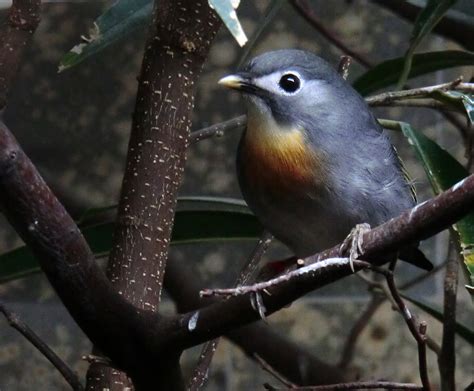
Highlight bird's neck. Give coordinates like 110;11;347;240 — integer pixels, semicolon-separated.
241;110;327;191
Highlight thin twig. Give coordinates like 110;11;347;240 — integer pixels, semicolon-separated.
338;294;384;369
0;302;84;391
187;339;218;391
368;266;431;391
366;78;470;106
338;262;447;368
190;115;246;143
370;99;461;111
438;249;459;391
265;380;423;390
188;231;273;389
200;258;355;298
255;354;298;389
289;0;373;68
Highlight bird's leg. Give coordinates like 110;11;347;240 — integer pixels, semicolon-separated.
340;223;371;272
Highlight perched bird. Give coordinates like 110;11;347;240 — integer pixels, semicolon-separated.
219;49;432;270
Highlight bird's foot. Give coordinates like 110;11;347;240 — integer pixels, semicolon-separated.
250;291;267;322
340;223;371;272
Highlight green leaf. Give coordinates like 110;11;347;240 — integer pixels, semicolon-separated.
58;0;152;72
0;197;262;283
209;0;248;46
397;122;474;294
430;90;474;124
353;50;474;96
397;0;458;89
401;292;474;344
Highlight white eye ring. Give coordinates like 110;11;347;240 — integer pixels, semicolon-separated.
278;71;303;95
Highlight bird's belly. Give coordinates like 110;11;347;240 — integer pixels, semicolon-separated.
246;189;353;257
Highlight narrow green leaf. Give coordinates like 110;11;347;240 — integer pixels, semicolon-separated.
397;0;458;89
430;90;474;124
353;50;474;96
398;122;474;294
58;0;152;72
0;197;262;283
401;292;474;344
209;0;248;46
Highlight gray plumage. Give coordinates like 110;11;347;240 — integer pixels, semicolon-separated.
221;49;430;269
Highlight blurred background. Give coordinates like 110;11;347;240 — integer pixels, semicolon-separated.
0;0;472;389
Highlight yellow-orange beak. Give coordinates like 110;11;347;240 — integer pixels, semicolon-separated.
218;73;260;95
218;74;246;90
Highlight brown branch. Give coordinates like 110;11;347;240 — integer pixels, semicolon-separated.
265;381;423;390
200;257;352;298
338;294;384;369
366;78;469;106
0;122;153;374
0;301;84;391
371;99;461;111
338;256;448;370
368;265;431;390
168;174;474;348
438;251;459;391
190;115;246;143
164;257;348;386
370;0;474;51
0;0;41;109
255;354;298;389
187;230;273;390
89;0;221;388
289;0;373;68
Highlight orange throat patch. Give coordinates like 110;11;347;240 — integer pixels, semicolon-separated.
241;120;326;193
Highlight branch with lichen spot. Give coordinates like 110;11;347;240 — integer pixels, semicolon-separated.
164;256;349;386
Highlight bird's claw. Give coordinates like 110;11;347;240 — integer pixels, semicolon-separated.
341;223;371;272
250;291;268;322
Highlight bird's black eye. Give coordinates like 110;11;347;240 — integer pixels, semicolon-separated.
279;73;301;93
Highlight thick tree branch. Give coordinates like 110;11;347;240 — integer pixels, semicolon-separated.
0;0;41;109
0;120;174;381
0;301;84;391
164;257;348;386
155;174;474;348
89;0;221;389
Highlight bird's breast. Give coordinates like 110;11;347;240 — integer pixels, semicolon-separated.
238;121;327;195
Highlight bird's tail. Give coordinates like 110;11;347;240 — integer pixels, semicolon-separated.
399;247;433;271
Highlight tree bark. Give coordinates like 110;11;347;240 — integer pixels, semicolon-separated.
86;1;221;389
0;0;41;109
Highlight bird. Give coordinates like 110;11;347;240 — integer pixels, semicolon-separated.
218;49;432;271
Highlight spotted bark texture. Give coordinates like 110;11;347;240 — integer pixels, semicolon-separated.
87;1;221;389
107;0;220;310
0;0;41;109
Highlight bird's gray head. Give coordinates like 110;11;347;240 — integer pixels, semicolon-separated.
219;49;367;134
